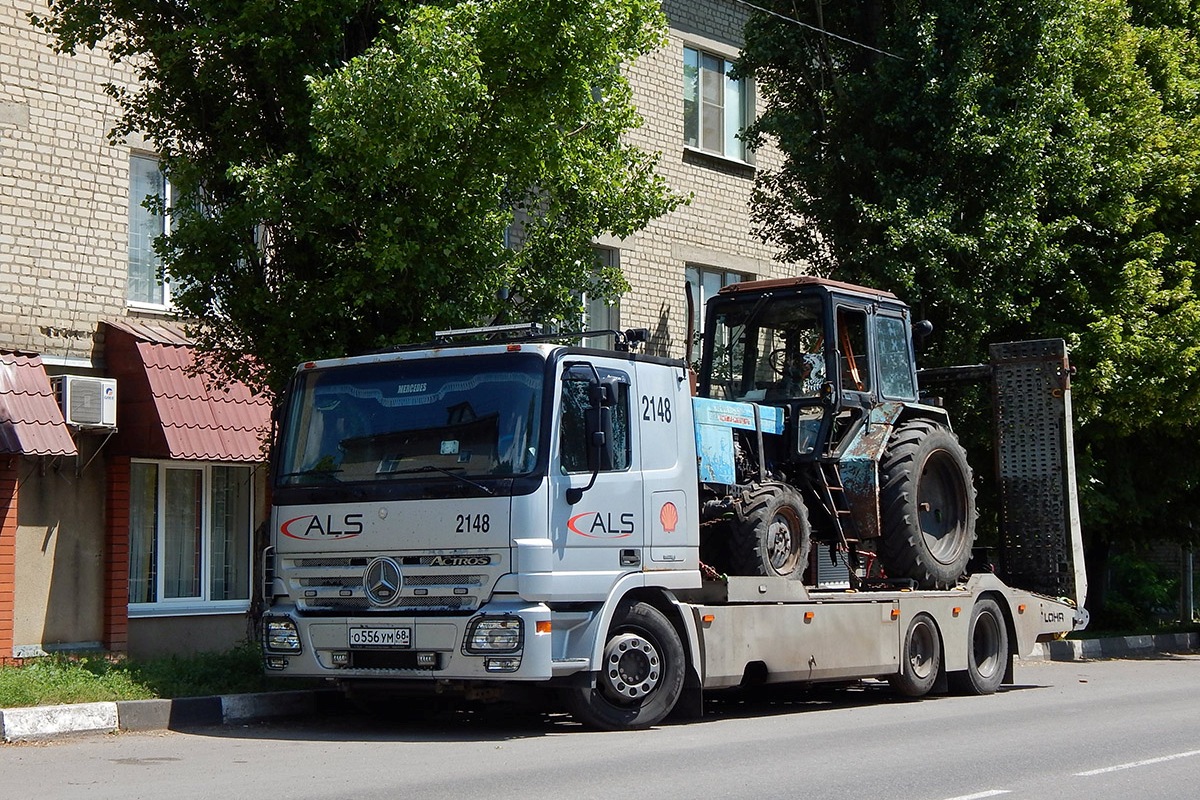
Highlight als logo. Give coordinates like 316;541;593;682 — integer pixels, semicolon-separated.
280;513;364;540
567;511;635;539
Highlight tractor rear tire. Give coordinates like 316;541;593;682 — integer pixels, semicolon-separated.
879;419;976;588
731;483;811;580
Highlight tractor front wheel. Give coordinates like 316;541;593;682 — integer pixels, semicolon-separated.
731;483;811;580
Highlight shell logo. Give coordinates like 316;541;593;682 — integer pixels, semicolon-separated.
659;502;679;534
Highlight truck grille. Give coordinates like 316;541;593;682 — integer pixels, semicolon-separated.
283;554;501;614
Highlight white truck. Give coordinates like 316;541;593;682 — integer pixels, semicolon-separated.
262;277;1088;729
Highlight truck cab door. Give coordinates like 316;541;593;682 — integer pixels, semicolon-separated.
547;359;645;595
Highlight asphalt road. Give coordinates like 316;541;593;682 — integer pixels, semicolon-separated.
2;655;1197;800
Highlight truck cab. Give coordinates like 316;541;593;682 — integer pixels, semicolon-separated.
264;338;700;687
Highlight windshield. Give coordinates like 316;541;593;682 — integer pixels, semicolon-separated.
703;294;826;402
276;354;544;486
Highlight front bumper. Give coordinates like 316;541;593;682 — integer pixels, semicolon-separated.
262;596;557;681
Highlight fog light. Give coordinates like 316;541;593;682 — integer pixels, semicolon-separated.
266;656;289;670
464;617;522;654
416;652;438;668
265;618;302;653
331;651;349;666
485;657;521;673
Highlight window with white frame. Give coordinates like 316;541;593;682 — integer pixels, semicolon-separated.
581;247;621;348
128;461;254;614
683;46;749;161
128;153;171;307
686;264;747;336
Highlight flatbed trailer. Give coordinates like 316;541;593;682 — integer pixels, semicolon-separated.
679;573;1078;694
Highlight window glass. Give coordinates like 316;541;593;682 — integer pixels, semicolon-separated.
704;294;825;402
164;468;203;599
837;308;872;392
277;354;545;485
128;462;158;604
877;315;917;399
683;48;700;147
686;265;746;348
682;47;748;160
210;466;252;601
128;153;169;306
128;461;254;610
581;247;620;349
559;372;631;474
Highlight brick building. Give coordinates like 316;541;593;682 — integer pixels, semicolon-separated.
0;0;797;659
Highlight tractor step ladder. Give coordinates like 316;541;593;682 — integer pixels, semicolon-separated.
817;461;854;548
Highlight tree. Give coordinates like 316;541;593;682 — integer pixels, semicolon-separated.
738;1;1200;572
35;0;683;393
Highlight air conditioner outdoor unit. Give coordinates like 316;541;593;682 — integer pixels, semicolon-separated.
53;375;118;428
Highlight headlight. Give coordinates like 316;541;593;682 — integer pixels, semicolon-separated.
264;618;302;653
464;617;523;654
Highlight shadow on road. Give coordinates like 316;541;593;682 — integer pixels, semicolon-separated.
176;678;1054;744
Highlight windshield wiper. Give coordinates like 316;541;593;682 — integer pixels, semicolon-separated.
382;465;496;496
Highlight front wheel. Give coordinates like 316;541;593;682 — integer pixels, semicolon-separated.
561;601;686;730
950;597;1010;695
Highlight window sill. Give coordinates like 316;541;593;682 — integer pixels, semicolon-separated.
125;300;175;315
128;601;251;619
682;146;756;173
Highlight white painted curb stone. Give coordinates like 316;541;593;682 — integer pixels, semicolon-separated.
1;701;119;741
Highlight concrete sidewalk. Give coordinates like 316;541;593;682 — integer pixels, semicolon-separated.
2;632;1197;742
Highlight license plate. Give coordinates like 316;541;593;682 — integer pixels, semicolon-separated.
349;626;411;648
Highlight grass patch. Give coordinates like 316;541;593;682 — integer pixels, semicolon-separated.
0;641;314;709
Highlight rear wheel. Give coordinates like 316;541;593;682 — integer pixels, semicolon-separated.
950;598;1009;695
889;613;942;698
731;483;811;580
879;420;976;587
561;601;685;730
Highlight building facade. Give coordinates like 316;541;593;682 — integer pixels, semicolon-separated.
0;0;796;660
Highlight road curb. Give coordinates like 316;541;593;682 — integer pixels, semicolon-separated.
1;689;345;743
1026;631;1200;662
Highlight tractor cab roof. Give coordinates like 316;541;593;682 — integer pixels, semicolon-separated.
717;275;903;306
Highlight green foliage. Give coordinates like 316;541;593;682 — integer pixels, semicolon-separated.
739;0;1200;547
0;653;152;708
0;641;304;709
1096;552;1180;629
33;0;683;394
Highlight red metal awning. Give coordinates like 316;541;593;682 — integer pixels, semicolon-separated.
103;320;271;462
0;351;78;457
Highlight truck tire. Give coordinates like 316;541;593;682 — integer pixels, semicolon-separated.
561;600;686;730
878;419;976;588
731;483;811;580
889;612;942;698
950;597;1009;695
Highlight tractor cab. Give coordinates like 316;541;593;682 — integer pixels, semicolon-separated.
697;276;922;464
